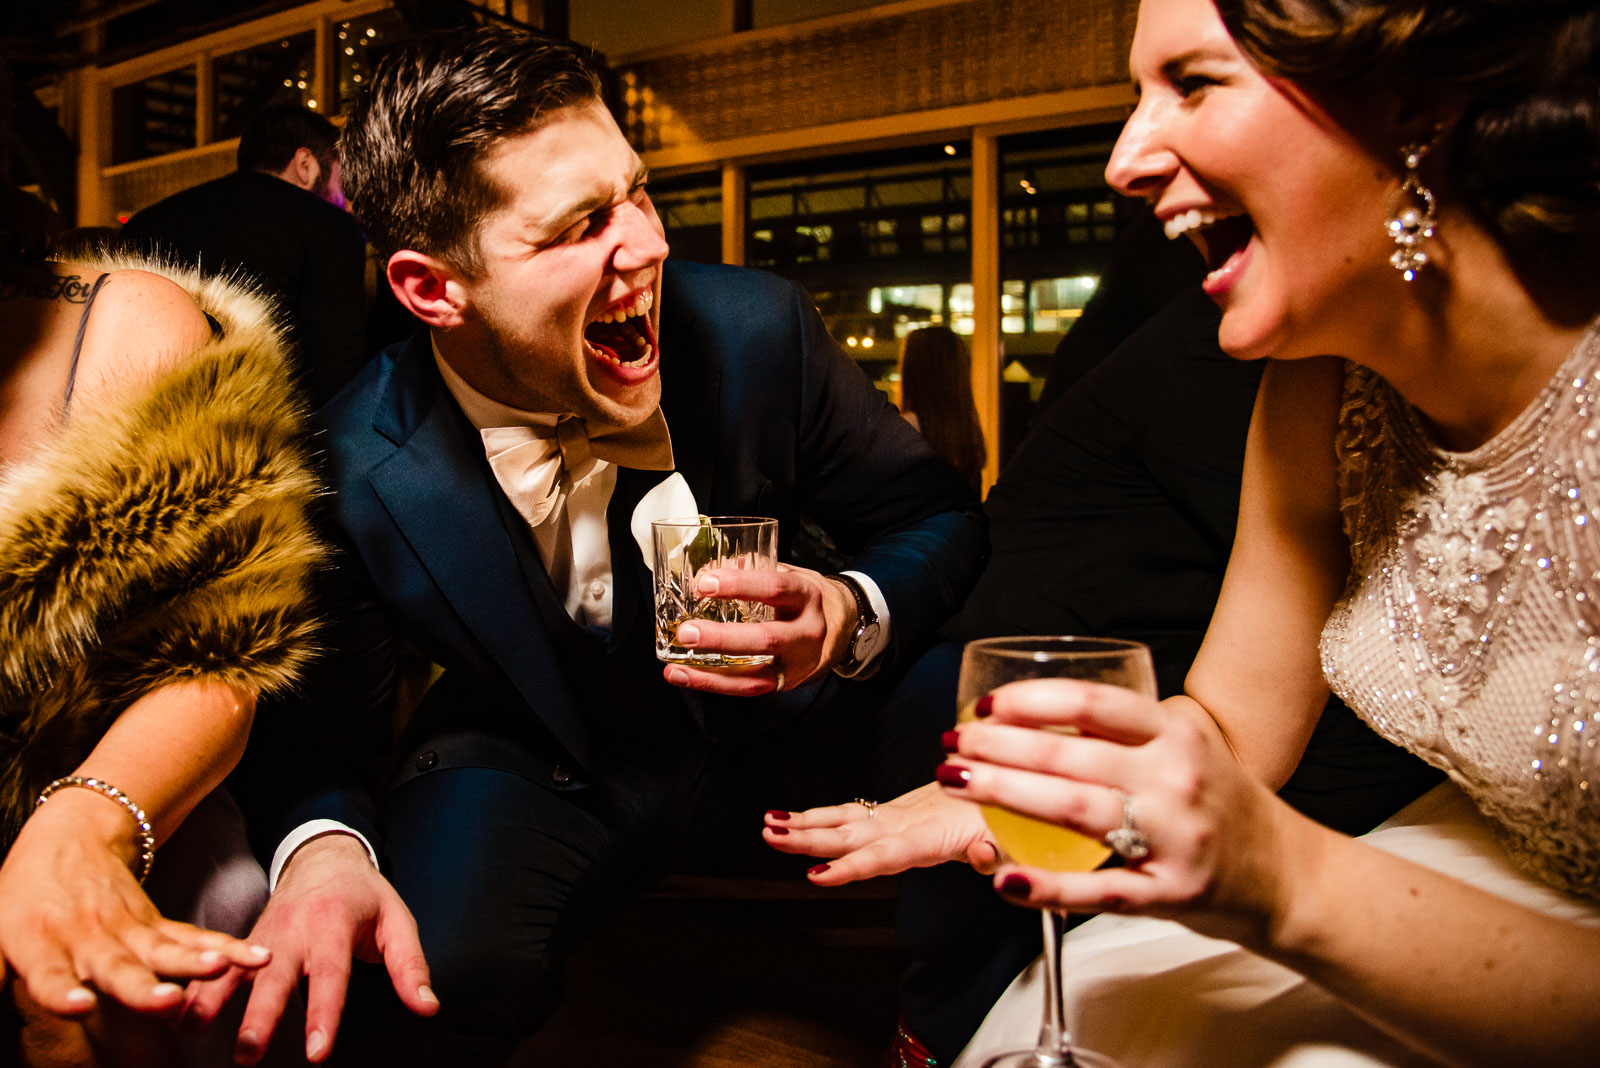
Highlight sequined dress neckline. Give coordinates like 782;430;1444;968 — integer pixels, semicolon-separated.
1321;317;1600;899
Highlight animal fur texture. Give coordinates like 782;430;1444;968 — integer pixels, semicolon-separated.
0;256;326;849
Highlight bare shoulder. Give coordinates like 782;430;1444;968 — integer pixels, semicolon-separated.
70;267;213;400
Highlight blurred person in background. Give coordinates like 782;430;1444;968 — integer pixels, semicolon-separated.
121;104;367;407
899;326;986;492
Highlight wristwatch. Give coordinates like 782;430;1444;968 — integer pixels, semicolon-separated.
829;573;882;678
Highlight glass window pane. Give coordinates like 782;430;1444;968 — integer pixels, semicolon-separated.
746;142;972;387
112;66;196;164
651;172;722;265
214;33;317;141
335;10;410;114
801;186;865;214
995;123;1138;465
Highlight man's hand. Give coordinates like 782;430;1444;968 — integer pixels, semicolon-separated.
182;833;437;1064
762;782;1001;882
661;564;857;696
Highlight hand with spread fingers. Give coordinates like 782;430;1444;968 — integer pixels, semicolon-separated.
937;677;1308;942
0;791;270;1021
763;782;1002;884
661;563;858;697
182;833;437;1065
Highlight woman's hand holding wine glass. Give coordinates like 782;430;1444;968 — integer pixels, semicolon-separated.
944;674;1322;951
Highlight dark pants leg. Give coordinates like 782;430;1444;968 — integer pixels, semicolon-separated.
336;760;670;1066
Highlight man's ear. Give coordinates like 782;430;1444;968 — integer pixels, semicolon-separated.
281;147;322;192
388;250;468;329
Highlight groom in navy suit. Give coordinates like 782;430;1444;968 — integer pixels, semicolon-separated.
202;25;986;1065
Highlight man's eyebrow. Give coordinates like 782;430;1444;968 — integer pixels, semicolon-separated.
533;162;651;238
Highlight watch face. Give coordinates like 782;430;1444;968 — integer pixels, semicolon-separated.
855;620;882;659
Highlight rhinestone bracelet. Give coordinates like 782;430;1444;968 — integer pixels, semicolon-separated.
36;776;155;884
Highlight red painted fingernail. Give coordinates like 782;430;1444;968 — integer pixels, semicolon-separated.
766;810;791;820
999;873;1032;897
974;695;995;718
808;864;831;876
935;763;971;788
940;729;961;753
769;826;789;835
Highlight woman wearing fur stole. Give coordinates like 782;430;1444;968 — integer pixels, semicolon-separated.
0;184;325;1065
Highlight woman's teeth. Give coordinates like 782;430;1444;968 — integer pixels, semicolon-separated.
1164;208;1241;240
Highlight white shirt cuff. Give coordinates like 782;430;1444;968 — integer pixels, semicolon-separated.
839;569;891;666
269;820;379;890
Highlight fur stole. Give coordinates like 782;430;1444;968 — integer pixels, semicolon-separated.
0;255;326;849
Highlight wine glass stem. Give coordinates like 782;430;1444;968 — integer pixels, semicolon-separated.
1034;909;1075;1065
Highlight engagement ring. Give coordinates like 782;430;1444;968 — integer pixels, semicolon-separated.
1103;788;1150;861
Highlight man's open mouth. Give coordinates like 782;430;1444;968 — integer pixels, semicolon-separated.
584;289;657;373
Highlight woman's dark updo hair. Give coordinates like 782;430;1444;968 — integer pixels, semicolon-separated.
900;326;987;490
1214;0;1599;275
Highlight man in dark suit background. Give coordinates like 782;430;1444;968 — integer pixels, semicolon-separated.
121;105;367;406
194;27;986;1066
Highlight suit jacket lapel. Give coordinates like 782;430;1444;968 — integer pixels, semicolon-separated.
606;466;654;650
365;341;593;770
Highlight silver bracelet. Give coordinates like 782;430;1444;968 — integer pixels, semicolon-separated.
36;776;156;884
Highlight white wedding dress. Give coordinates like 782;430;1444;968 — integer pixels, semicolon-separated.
956;322;1600;1068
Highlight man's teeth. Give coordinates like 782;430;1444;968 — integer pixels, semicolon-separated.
594;289;654;324
1164;208;1237;240
587;332;654;366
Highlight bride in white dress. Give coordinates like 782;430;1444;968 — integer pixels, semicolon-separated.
766;0;1600;1064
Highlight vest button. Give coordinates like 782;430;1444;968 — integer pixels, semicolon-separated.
415;750;438;772
551;766;572;785
588;580;606;599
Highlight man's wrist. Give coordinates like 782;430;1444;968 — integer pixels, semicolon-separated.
822;575;861;666
827;572;884;678
271;821;378;889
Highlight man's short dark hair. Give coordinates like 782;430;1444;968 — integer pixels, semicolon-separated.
340;26;607;278
237;105;340;177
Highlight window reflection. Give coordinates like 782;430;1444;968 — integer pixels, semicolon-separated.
214;33;316;139
112;67;196;164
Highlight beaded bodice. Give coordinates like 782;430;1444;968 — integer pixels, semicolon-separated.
1320;321;1600;900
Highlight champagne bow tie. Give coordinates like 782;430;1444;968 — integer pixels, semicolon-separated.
482;408;674;527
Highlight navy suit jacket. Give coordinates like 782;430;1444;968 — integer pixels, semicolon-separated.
246;261;985;850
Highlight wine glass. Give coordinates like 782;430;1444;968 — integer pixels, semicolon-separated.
956;636;1158;1068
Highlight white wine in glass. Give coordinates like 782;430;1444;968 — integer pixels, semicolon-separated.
956;636;1158;1068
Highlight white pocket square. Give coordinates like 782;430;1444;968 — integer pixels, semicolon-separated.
631;472;700;573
